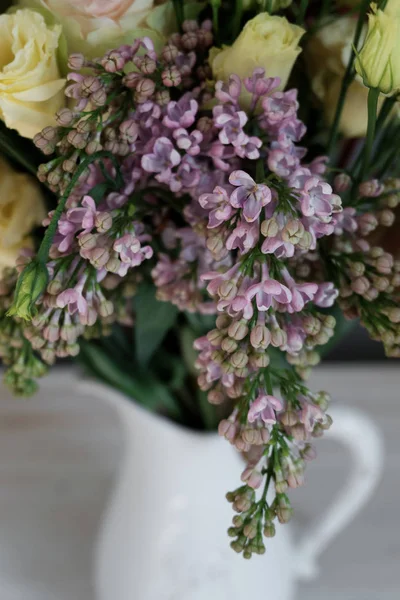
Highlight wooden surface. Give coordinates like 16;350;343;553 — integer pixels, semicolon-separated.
0;365;398;600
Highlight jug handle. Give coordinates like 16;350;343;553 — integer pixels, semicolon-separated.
295;405;383;580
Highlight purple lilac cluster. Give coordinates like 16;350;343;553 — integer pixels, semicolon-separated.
3;20;399;558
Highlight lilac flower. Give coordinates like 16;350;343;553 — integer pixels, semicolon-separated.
213;105;248;147
169;157;201;193
199;186;233;228
333;207;358;235
300;399;326;432
113;229;153;273
248;394;283;425
226;220;259;253
289;168;342;219
229;170;272;222
208;142;236;171
246;278;292;314
173;128;203;155
215;74;242;104
163;95;198;129
261;90;299;130
57;276;88;316
243;68;280;100
235;136;262;160
142;138;181;180
314;282;339;308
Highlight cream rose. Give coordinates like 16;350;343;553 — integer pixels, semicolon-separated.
16;1;203;58
305;15;384;138
0;157;46;273
0;9;65;139
209;13;305;109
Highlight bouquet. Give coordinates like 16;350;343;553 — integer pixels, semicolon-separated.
0;0;399;559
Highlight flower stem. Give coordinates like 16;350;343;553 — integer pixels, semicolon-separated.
359;87;380;182
36;151;121;265
172;0;184;30
327;0;370;159
297;0;309;25
211;0;221;40
232;0;243;39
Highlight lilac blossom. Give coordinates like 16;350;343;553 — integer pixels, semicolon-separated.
229;170;272;222
248;394;283;425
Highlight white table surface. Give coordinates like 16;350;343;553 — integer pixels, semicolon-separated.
0;365;398;600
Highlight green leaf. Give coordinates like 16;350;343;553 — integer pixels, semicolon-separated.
89;182;111;204
79;341;182;420
134;283;179;366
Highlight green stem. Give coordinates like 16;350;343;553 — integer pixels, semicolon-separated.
36;151;121;264
297;0;309;24
265;369;274;396
0;132;38;177
359;87;380;182
211;0;221;40
232;0;243;39
172;0;184;30
327;0;370;159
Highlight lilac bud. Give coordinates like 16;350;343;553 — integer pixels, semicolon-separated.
221;337;238;353
358;213;378;235
162;43;179;63
358;179;383;198
333;173;351;193
216;314;231;329
91;87;107;106
181;31;198;50
280;411;298;426
86;140;103;155
303;315;321;336
135;78;156;99
351;276;370;295
81;76;101;96
241;467;263;490
162;66;181;87
228;320;248;340
281;219;304;244
387;308;400;323
95;212;113;232
56;108;74;126
98;299;114;318
122;72;142;89
155;89;171;106
207;328;224;346
67;130;88;149
68;53;85;70
263;522;276;538
375;253;393;274
79;232;98;250
271;328;287;348
218;280;237;300
250;352;270;368
275;495;293;524
349;261;365;277
250;324;271;349
379;208;395;227
182;20;198;33
119;120;139;143
261;218;279;238
242;427;262;445
230;351;248;369
218;419;237;442
89;247;110;269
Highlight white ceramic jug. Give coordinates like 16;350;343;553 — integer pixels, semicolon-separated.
83;381;383;600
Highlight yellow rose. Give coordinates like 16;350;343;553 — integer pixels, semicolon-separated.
355;6;400;94
209;13;305;109
0;157;46;273
385;0;400;16
16;1;204;58
0;9;65;139
305;16;381;138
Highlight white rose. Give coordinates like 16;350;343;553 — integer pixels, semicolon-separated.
0;9;65;139
0;157;46;272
